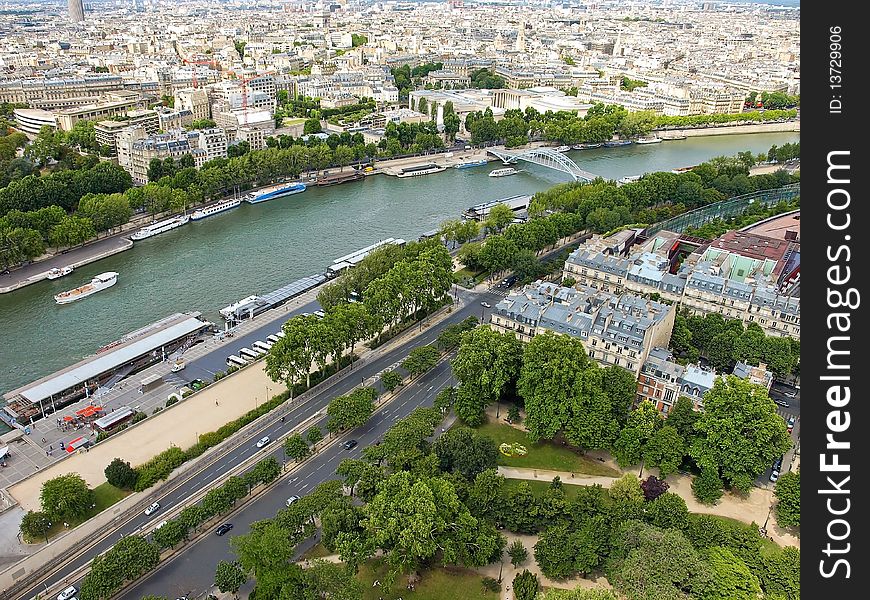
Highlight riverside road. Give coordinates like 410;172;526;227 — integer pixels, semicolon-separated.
16;284;500;600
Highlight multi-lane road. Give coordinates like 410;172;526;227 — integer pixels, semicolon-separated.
21;285;500;600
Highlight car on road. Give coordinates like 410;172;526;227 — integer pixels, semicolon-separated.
57;586;77;600
786;416;796;433
769;470;779;483
342;439;358;450
256;436;271;448
784;391;797;398
480;301;491;308
773;399;790;408
286;495;301;506
215;523;234;536
144;501;160;516
171;360;185;372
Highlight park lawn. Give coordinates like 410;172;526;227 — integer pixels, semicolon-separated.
358;558;498;600
475;421;620;477
501;477;600;500
455;267;489;288
26;482;130;543
301;542;332;560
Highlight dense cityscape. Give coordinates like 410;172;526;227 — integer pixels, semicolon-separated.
0;1;799;600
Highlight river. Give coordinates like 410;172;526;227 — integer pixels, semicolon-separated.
0;131;799;400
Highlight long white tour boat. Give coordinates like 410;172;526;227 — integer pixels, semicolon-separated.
190;197;242;221
243;182;307;204
130;215;190;241
54;272;118;305
488;167;518;177
396;163;447;178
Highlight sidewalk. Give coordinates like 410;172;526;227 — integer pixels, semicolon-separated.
499;466;799;548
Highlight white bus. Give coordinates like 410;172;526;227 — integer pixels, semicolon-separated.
275;331;285;338
238;347;262;360
266;334;280;344
253;340;273;353
226;355;247;368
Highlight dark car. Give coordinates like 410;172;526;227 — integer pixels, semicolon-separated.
342;439;358;450
215;523;234;536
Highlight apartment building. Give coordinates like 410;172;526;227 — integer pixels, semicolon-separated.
174;87;210;122
490;281;676;376
0;75;126;105
54;91;143;131
636;348;719;413
562;230;800;339
732;361;774;391
94;109;159;156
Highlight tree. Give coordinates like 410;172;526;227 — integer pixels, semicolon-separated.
774;470;800;528
304;118;323;135
304;559;365;600
40;473;94;521
358;472;503;585
689;376;792;492
639;475;669;502
539;588;619;600
701;546;762;600
49;215;96;248
508;539;528;567
666;396;699;443
609;473;645;505
104;458;138;490
327;387;377;433
380;369;402;392
513;570;539;600
20;510;52;542
613;401;661;467
307;426;323;445
484;203;515;234
214;560;247;596
452;326;523;426
152;518;188;549
284;433;311;462
645;492;689;530
643;426;685;479
467;469;506;523
692;467;724;505
401;344;441;377
433;427;499;480
190;118;217;130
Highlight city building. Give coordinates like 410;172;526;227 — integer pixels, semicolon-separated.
174;88;211;122
68;0;85;23
490;280;676;376
11;108;56;136
94;110;159;157
54;92;143;131
732;361;774;391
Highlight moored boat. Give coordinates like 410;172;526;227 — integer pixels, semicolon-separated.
396;163;447;178
47;266;74;280
572;142;603;150
553;145;571;153
243;182;307;204
453;159;489;169
634;136;662;144
190;197;242;221
130;215;190;241
488;167;518;177
604;139;632;147
54;272;118;305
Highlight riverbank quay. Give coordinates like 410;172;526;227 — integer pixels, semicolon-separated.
657;119;799;138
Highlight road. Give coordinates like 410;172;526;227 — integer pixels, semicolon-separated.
21;285;501;600
124;360;457;600
757;382;801;488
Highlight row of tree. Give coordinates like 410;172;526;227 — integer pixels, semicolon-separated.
267;242;454;391
76;457;282;600
684;196;800;240
670;311;801;376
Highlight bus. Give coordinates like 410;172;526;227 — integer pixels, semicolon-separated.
226;355;247;368
253;340;273;353
238;347;262;361
266;334;280;344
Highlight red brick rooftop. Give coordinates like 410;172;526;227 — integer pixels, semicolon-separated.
741;211;801;242
709;229;795;263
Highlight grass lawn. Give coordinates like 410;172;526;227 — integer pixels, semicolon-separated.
301;542;332;560
26;482;130;543
502;477;601;500
455;268;489;288
475;421;620;477
358;558;498;600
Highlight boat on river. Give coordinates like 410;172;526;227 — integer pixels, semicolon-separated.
604;139;632;147
396;163;447;178
453;159;489;169
130;215;190;241
488;167;518;178
634;136;662;144
54;272;118;305
47;266;74;280
191;197;241;221
244;182;307;203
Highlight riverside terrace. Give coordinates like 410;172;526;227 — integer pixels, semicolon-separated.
1;313;211;426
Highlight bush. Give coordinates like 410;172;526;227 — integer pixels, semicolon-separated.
226;365;239;374
181;389;194;398
513;570;539;600
213;371;226;381
105;458;138;490
152;406;163;415
692;467;724;505
131;412;147;424
135;447;186;492
165;396;179;407
481;577;501;593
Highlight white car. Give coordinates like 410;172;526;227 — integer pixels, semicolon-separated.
256;436;271;448
286;495;301;506
144;501;160;516
171;360;185;373
57;586;77;600
480;301;491;308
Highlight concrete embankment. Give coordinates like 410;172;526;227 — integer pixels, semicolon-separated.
658;120;800;138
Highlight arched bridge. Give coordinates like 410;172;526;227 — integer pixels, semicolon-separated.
487;147;603;182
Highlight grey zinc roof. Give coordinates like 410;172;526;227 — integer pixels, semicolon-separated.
18;316;209;404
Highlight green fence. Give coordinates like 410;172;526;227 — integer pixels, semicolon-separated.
643;183;800;237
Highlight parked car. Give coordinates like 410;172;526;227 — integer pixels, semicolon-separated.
342;439;358;450
784;391;797;398
286;495;301;506
57;586;77;600
786;416;796;433
144;501;160;516
215;523;234;536
256;436;271;448
773;400;790;408
769;470;780;483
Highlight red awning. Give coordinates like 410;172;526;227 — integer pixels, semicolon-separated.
65;436;88;453
75;405;102;418
63;415;74;422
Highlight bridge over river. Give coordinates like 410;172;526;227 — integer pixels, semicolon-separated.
487;147;604;182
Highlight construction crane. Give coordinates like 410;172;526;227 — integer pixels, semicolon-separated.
182;58;219;89
226;70;276;111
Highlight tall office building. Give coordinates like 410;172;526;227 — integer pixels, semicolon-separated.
69;0;85;22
